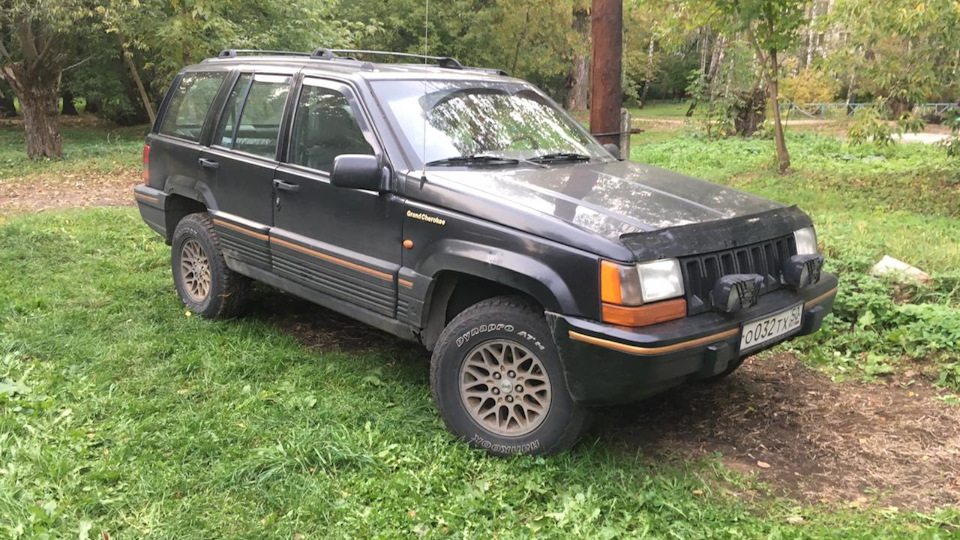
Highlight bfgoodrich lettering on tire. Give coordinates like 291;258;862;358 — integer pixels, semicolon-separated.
430;296;590;455
171;213;250;319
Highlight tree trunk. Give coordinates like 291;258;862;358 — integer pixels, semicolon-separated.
85;95;101;114
686;30;710;117
565;7;591;111
706;34;726;109
638;36;655;108
0;64;63;158
61;89;78;115
0;86;16;117
767;49;790;173
123;48;156;124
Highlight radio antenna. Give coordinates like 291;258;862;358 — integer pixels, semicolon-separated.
420;0;429;188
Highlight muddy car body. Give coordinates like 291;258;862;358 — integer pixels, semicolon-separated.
134;49;837;455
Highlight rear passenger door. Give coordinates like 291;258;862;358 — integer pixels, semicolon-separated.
270;77;403;318
149;71;227;198
202;72;294;271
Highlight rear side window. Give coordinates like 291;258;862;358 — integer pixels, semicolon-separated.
159;72;226;141
213;74;290;159
289;81;374;172
214;74;253;148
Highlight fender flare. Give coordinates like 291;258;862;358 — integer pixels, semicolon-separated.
415;239;582;348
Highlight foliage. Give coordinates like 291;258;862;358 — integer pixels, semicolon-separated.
780;68;838;104
341;0;587;100
847;99;926;147
2;209;959;538
827;0;960;107
941;108;960;157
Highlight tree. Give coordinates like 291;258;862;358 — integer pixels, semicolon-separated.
826;0;960;118
0;80;16;117
0;1;90;158
718;0;809;173
565;4;591;111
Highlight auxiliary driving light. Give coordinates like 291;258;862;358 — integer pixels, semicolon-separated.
783;254;825;289
712;274;764;314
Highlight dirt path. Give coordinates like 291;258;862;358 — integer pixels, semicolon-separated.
0;169;139;214
601;354;960;511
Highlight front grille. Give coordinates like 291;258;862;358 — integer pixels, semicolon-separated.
679;235;797;316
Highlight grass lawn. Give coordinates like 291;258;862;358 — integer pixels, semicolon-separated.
628;100;691;119
2;120;960;537
0;121;146;181
2;209;958;538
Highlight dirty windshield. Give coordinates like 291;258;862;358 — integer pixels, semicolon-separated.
371;80;611;166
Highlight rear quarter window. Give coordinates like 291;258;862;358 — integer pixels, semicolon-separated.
159;72;227;142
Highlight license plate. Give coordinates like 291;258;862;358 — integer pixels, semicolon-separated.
739;303;803;353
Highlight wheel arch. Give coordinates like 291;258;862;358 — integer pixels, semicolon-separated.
415;242;579;350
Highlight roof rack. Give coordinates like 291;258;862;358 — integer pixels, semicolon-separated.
218;49;310;59
212;47;508;75
310;48;464;68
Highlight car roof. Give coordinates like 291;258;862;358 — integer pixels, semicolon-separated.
190;50;513;83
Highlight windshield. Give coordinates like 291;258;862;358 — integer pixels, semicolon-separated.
370;80;611;167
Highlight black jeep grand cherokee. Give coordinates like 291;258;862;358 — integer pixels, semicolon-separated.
134;49;837;455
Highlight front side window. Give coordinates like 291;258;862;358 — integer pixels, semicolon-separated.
159;72;226;141
370;80;609;166
288;81;374;173
214;74;290;159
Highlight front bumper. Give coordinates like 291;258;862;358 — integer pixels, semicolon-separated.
546;273;837;405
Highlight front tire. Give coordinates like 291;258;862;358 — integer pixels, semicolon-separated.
171;213;250;319
430;296;589;456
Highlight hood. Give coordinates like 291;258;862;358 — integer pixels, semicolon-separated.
426;160;782;240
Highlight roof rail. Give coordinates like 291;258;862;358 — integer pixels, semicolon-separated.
211;47;508;75
311;48;464;69
217;49;310;59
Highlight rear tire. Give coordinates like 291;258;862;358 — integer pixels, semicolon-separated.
171;213;250;319
430;296;590;456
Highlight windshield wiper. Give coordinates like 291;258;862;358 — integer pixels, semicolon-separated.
425;155;520;167
528;152;592;164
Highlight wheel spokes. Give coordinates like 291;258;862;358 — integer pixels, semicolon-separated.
459;339;553;437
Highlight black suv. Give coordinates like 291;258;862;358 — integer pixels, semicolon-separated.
134;49;837;455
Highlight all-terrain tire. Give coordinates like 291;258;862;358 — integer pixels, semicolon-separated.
430;296;590;456
171;213;250;319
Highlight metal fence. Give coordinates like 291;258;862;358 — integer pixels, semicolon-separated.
779;102;959;119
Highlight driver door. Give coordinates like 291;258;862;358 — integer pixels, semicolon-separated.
270;77;403;318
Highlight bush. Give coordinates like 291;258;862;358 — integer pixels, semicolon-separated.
780;68;838;105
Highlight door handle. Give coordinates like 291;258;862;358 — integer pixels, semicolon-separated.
273;179;300;193
198;158;219;170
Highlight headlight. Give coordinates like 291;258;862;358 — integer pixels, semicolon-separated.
600;260;643;306
637;258;685;303
600;259;687;327
794;227;818;255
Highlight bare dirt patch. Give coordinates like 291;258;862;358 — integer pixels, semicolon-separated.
252;291;960;512
0;169;140;214
600;353;960;511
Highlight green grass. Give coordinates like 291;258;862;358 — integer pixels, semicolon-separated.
628;100;691;119
633;132;960;388
2;209;958;538
0;123;148;180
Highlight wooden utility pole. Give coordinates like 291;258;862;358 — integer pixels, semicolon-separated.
590;0;623;148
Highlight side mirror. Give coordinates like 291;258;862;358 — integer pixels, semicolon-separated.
602;143;622;160
331;154;382;191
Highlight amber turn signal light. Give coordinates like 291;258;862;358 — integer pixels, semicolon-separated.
602;298;687;327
